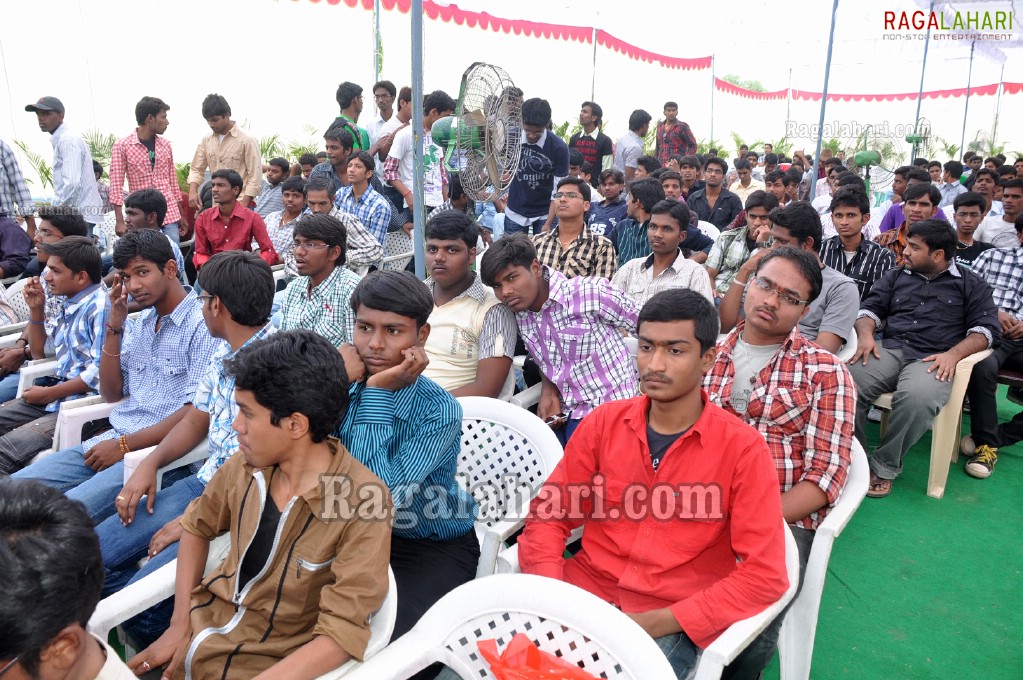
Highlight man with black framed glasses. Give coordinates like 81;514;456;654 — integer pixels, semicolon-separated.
532;177;616;279
279;213;361;347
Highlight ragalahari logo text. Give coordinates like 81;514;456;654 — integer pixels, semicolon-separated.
883;10;1015;41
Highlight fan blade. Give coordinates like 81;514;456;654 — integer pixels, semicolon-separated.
462;110;487;127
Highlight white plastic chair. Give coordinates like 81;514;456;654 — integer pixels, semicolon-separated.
456;397;563;577
343;573;677;680
15;358;57;398
122;441;211;489
381;231;414;271
834;331;857;363
776;440;869;680
53;399;116;451
697;220;721;243
5;278;31;323
872;348;991;498
495;522;799;680
88;544;398;680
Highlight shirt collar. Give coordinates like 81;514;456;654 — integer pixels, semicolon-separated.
546;225;594;246
64;283;103;313
143;287;200;329
427;272;487;305
641;248;685;272
622;391;714;444
521;129;547;147
307;264;348;294
904;262;962;280
720;320;807;358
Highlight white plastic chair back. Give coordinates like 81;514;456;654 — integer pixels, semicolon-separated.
100;211;119;255
343;574;676;680
697;220;721;242
834;330;857;363
776;440;867;680
5;278;31;322
381;231;414;271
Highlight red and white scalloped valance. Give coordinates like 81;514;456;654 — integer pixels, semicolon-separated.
714;78;788;101
718;79;1015;102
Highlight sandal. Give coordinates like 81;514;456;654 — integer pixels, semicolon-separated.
867;473;893;498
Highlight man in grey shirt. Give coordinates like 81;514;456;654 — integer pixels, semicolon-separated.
614;110;651;184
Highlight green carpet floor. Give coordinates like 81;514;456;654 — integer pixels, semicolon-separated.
763;386;1023;679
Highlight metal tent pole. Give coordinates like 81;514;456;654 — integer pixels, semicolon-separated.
811;0;840;188
710;55;715;144
911;0;935;164
373;0;381;84
991;63;1005;147
590;27;598;101
959;41;975;161
411;0;425;279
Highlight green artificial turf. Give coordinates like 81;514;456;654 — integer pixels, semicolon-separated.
764;386;1023;679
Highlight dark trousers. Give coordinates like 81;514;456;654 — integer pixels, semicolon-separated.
966;337;1023;448
390;529;480;640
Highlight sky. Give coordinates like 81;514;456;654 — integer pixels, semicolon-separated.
2;0;1020;193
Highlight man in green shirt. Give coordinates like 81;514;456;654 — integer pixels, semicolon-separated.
333;82;371;151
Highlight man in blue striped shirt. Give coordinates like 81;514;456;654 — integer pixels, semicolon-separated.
0;238;108;473
336;270;479;640
334;151;392;246
13;231;220;522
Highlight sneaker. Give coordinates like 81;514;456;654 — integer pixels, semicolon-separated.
965;445;998;479
960;435;976;457
867;406;882;423
1009;387;1023;406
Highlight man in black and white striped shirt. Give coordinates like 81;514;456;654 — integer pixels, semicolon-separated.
820;187;896;301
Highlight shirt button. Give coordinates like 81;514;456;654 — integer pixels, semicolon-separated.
643;531;651;537
631;566;639;572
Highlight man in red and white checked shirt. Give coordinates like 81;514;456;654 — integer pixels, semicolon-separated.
703;245;855;676
109;97;182;244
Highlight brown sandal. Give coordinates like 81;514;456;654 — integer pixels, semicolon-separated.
867;473;893;498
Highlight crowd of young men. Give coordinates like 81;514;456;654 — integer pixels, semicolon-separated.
1;84;1022;680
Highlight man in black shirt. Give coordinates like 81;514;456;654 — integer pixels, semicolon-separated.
847;220;1000;498
686;157;742;229
952;192;994;269
568;101;613;189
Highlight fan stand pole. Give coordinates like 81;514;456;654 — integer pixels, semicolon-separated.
959;40;975;163
411;0;426;279
811;0;840;190
911;0;935;165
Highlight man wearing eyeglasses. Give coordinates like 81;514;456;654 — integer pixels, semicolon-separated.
704;246;855;676
532;177;616;279
705;191;778;299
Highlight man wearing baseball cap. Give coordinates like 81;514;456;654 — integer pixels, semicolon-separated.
26;97;104;234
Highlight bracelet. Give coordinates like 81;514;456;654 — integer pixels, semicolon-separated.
106;325;123;335
733;277;749;287
102;348;121;358
15;338;27;347
28;319;43;326
23;345;31;359
119;434;130;455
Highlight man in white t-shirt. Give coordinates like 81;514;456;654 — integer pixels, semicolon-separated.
383;90;455;234
976;179;1022;249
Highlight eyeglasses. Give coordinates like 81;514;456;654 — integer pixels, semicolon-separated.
0;654;22;678
554;192;584;200
36;228;57;238
197;293;215;304
292;240;331;252
750;276;809;306
955;211;983;219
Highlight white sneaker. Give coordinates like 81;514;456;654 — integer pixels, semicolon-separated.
960;435;976;457
867;406;882;423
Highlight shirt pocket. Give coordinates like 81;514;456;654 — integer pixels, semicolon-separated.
763;387;811;436
158;361;189;395
289;552;336;619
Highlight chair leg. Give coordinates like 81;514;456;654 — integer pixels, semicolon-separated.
927;409;958;499
879;410;890;437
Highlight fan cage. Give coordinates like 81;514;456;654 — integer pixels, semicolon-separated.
456;63;522;202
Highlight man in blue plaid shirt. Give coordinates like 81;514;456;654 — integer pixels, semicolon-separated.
334;151;391;247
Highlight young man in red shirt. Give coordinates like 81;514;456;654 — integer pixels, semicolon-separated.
518;289;789;679
192;169;278;269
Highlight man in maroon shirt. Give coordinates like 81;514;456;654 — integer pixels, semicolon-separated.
192;169;278;269
518;289;788;679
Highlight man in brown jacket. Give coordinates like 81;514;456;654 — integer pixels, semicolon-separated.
128;330;393;679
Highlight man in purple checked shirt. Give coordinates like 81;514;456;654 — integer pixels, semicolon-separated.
481;233;640;445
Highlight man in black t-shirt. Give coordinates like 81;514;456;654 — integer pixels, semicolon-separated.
569;101;613;189
952;191;994;270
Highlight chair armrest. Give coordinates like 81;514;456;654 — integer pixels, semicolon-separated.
16;359;58;398
954;348;993;373
156;441;209;490
694;590;797;680
88;558;178;639
56;400;116;450
478;516;527;578
0;328;28;347
122;445;157;485
509;383;541;410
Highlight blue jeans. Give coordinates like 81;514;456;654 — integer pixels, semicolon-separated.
555;418;582;447
655;631;700;679
502;215;545;237
0;371;20;403
161;221;180;245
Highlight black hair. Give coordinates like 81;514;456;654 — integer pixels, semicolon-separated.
211;168;243;192
782;168;802;187
37;205;89;238
348;151;376;176
829;186;870;215
765;170;786;185
963;151;975;161
908;219;956;262
637;289;719;353
521;98;552;128
372;80;397;98
569;149;585;168
745;151;759;161
998;165;1018;178
628;109;652;132
769;201;822;251
281;176;307;195
905;167;931;183
973;167;998;183
628;181;663;216
0;480;103;675
953;191;985;213
268;157;290;175
893;165;913;179
824;157;844;169
580;161;594;177
92;159;103;176
1002;178;1023;192
825;163;844;177
912;157;929;168
225;330;348;443
557;176;591;202
397;86;413;104
647;168;667;180
943;160;964;178
597;168;625;185
744;190;779;212
304;177;335;199
113;228;175;270
903;182;940;206
637;156;661;174
480;233;538;287
316;151;328;160
196;251;273;327
448;173;465;203
426;209;479;250
984;156;1000;167
294;213;347;263
324;126;355;149
835;172;866;192
996;154;1007;164
679;155;700;169
1015;213;1023;235
581;100;603;126
423;90;456;116
649;199;692;230
134;96;170;126
124;188;168;226
201;93;231;119
660;170;683;184
299;153;318;167
764;153;779;165
350;270;433;329
37;236;102;284
734;159;751;171
335;81;363;110
927;160;942;170
704;157;728;174
756;246;824;303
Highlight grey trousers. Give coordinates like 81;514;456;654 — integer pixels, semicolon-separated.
847;346;953;480
0;398;58;475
